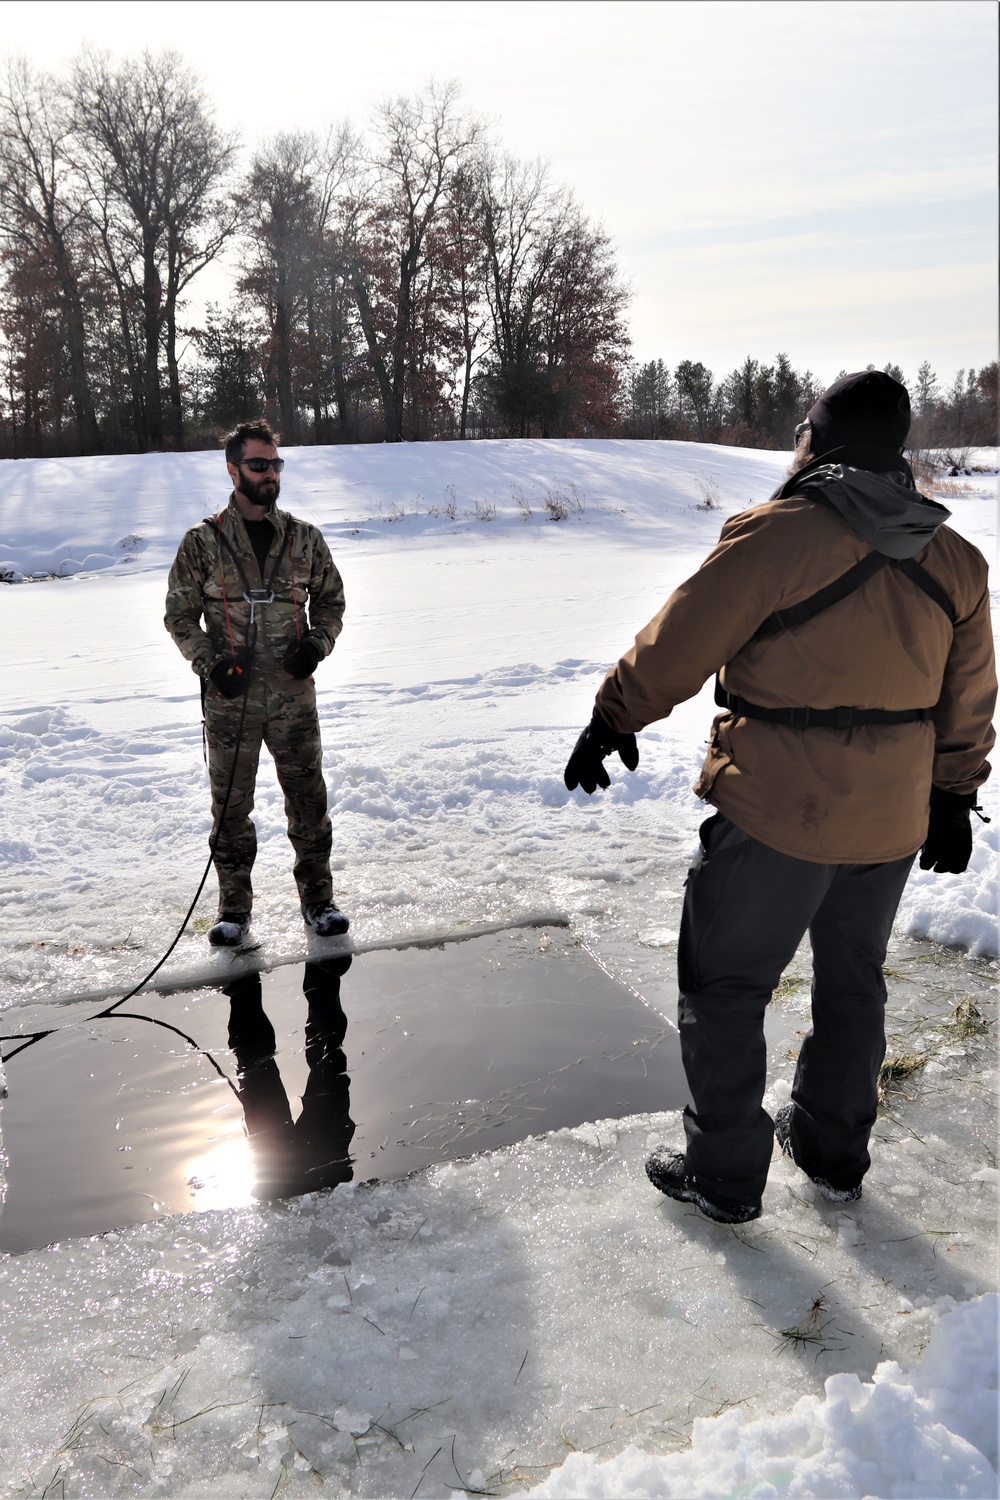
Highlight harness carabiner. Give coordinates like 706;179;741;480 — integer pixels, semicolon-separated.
242;587;275;625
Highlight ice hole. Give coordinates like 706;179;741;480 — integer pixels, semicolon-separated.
0;926;686;1252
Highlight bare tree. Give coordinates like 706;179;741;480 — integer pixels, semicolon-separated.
535;204;630;434
72;48;237;448
309;125;363;440
349;82;482;441
480;154;561;436
445;159;488;438
0;57;99;450
478;156;629;436
239;126;358;441
159;95;239;442
240;131;320;441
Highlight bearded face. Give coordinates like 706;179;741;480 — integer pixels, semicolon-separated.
237;466;280;509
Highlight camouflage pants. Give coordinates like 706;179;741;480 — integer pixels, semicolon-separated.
204;675;333;913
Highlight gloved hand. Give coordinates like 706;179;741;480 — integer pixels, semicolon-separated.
209;654;249;699
564;707;640;794
919;786;981;874
283;637;323;679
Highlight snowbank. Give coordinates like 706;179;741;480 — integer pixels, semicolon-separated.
896;817;999;958
520;1296;998;1498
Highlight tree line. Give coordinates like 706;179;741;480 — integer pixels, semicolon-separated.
623;355;999;452
0;49;993;460
0;52;629;456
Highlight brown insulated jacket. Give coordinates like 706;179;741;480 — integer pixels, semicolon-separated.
164;496;345;682
596;483;995;865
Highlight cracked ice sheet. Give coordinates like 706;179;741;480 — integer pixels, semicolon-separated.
0;1107;995;1498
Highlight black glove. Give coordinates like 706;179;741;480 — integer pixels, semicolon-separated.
283;637;323;679
564;707;639;794
209;654;249;699
919;786;980;874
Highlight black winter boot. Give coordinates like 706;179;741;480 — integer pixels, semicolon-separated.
302;901;350;938
774;1104;862;1204
645;1147;761;1224
209;912;252;948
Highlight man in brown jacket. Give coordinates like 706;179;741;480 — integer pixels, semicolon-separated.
165;419;348;947
564;371;995;1224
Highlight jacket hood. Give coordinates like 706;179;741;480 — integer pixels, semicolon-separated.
773;459;951;560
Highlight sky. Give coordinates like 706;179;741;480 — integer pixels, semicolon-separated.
0;0;996;387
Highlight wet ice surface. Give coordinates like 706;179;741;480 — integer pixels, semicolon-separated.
0;931;994;1497
0;928;686;1254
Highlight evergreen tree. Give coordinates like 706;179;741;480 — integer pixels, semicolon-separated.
193;302;264;430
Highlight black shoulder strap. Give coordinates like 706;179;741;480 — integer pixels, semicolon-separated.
754;552;889;639
894;557;957;624
208;516;253;596
755;551;955;640
207;514;290;597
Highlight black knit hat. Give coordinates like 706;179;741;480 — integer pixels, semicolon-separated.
805;370;911;458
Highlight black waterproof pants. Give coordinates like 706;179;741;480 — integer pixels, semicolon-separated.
678;813;915;1206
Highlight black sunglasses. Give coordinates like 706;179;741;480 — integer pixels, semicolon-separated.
240;457;285;474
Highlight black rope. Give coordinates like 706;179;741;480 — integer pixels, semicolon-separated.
111;1010;241;1096
1;622;257;1065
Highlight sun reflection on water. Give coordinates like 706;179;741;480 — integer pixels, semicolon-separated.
185;1135;255;1210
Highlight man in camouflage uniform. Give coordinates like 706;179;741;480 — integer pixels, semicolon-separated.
165;418;348;946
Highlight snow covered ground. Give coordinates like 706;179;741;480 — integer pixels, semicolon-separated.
0;438;996;1497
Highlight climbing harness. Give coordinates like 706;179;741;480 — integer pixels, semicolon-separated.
209;512;295;642
715;518;957;731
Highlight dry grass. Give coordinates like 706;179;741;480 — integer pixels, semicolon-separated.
907;448;992;498
907;449;940;492
949;996;989;1039
511;484;532;522
769;1293;848;1359
540;483;585;521
694;474;721;510
877;1053;925;1105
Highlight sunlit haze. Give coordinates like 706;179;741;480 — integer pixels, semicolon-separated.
1;0;996;384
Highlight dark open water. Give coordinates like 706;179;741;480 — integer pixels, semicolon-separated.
0;927;687;1252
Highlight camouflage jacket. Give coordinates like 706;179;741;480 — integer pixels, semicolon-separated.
164;496;345;681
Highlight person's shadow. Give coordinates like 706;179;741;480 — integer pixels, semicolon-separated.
223;956;355;1201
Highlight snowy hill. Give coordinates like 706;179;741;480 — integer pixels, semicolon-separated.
0;438;996;1497
2;438;995;996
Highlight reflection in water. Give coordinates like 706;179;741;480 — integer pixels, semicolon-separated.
185;1137;255;1212
223;956;356;1201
